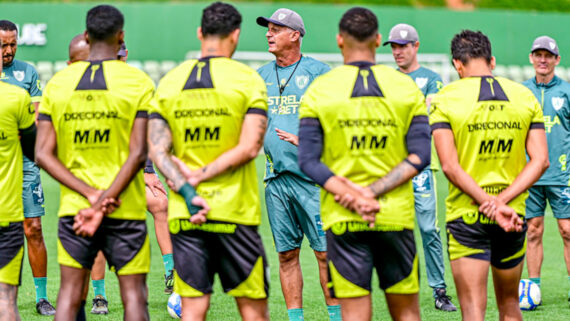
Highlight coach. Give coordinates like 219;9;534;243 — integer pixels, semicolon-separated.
256;8;340;321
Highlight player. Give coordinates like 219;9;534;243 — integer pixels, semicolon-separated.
523;35;570;304
67;35;176;315
35;5;158;320
0;38;37;321
149;2;269;320
256;8;340;321
430;30;549;320
299;7;430;320
384;23;456;311
0;19;55;316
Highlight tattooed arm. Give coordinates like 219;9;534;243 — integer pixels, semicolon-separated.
148;117;187;191
147;117;210;221
367;160;419;198
184;113;267;185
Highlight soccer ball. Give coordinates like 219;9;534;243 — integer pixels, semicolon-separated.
167;292;182;319
519;279;541;310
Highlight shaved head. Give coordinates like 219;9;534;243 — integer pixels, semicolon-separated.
68;33;90;64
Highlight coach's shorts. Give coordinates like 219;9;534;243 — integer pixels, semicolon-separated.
326;223;419;298
446;213;527;269
23;156;45;218
0;222;24;286
265;174;326;252
526;185;570;219
58;216;150;275
170;220;269;299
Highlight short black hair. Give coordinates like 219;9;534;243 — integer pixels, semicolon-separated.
0;20;17;32
86;5;124;41
451;30;492;65
339;7;378;42
201;2;242;37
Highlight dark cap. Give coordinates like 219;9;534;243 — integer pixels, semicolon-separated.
257;8;306;37
531;36;559;56
383;23;419;46
118;43;127;57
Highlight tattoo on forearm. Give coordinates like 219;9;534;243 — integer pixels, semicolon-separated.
149;119;186;191
368;161;415;197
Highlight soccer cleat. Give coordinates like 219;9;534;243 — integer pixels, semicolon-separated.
165;270;174;294
434;288;457;312
36;298;56;316
91;295;109;315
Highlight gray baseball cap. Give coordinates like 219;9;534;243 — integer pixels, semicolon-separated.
257;8;306;37
531;36;559;56
383;23;419;46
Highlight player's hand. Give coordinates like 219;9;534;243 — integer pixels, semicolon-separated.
171;155;201;187
493;204;524;233
188;196;210;225
478;198;497;220
333;177;379;227
144;172;167;197
275;128;299;146
73;207;104;237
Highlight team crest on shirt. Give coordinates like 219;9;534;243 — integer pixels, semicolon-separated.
415;77;428;89
295;75;309;89
552;97;564;111
13;71;25;82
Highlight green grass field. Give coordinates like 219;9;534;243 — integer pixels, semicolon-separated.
16;155;569;320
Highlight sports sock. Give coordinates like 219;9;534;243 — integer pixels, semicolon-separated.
327;305;342;321
92;279;106;299
287;308;304;321
33;277;48;303
529;277;541;288
76;300;86;321
163;253;174;275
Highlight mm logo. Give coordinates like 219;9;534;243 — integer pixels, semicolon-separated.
74;129;110;144
478;138;513;154
350;135;387;150
184;127;220;142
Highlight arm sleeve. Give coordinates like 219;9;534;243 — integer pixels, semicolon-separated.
298;118;334;186
20;124;37;160
405;116;431;171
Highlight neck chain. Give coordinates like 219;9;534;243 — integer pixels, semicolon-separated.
275;55;303;96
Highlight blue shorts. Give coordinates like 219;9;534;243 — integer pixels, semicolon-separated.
265;173;326;252
23;156;45;218
526;185;570;219
412;168;437;224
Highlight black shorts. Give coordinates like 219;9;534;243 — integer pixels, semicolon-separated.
170;220;269;299
326;223;419;298
0;222;24;286
446;213;527;269
58;216;150;275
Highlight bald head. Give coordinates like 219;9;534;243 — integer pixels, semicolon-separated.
68;34;90;64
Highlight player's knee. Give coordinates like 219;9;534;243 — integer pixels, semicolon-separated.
527;223;544;242
278;249;300;265
24;218;44;241
559;225;570;242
